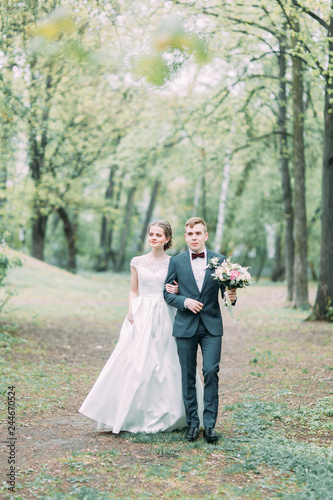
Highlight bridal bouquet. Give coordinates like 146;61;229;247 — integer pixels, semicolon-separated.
207;257;252;289
207;257;252;316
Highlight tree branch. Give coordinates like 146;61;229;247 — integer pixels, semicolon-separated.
231;130;293;157
274;0;326;77
291;0;329;31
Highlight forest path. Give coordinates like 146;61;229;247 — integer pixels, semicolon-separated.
12;283;325;465
2;269;332;499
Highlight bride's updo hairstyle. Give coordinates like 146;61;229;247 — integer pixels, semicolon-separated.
148;220;173;250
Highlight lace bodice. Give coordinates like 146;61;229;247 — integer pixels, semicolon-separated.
130;255;170;297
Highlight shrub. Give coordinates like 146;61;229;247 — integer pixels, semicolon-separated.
0;241;22;314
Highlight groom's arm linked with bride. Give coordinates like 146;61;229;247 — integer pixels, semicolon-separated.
163;217;237;444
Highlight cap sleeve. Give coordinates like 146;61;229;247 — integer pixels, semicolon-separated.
130;256;139;269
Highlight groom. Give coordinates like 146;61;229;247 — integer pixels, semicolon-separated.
163;217;237;443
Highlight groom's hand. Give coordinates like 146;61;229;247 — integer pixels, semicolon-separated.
185;298;204;314
227;288;237;304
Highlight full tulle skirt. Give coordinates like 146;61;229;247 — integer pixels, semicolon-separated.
79;295;203;434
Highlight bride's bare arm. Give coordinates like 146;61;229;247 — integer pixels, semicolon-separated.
127;266;139;323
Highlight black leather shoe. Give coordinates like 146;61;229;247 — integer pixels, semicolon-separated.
203;427;219;443
185;427;199;442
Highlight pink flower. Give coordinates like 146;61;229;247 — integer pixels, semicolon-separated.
230;270;240;281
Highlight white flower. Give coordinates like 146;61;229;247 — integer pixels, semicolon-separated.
210;257;252;289
207;256;220;269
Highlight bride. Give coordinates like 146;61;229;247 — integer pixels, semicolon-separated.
79;220;203;433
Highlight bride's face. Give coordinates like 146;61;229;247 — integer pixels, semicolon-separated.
148;226;169;250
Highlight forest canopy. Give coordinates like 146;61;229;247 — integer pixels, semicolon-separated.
1;0;332;319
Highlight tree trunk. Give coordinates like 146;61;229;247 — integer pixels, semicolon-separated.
256;245;267;282
225;161;254;233
192;176;202;217
32;212;48;261
99;165;116;270
99;216;108;270
114;186;136;272
191;174;207;221
137;180;160;254
271;230;284;281
291;25;309;308
309;261;318;281
278;34;294;300
58;207;77;273
30;134;47;261
28;65;53;261
0;120;10;209
202;173;207;222
106;179;123;266
214;149;231;253
0;164;7;209
30;143;48;260
312;11;333;319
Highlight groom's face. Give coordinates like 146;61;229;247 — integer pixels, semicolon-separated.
185;223;208;253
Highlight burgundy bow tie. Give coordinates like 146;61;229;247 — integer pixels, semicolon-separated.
192;252;205;260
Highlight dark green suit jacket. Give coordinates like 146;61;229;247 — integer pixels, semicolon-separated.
163;249;225;338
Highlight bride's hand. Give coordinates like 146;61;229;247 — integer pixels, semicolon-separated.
127;311;134;324
165;281;179;295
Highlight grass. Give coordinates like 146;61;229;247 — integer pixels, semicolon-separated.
3;253;130;323
225;399;333;499
8;412;332;499
1;254;333;499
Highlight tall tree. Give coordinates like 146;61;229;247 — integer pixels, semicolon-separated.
28;60;54;261
214;148;231;253
57;207;77;272
99;164;117;271
278;33;294;300
274;0;333;318
291;20;309;307
190;0;298;295
137;179;160;254
114;186;136;272
312;2;333;319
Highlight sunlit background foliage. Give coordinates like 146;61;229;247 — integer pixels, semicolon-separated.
0;0;330;314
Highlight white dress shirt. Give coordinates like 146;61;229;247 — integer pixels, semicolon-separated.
189;248;207;292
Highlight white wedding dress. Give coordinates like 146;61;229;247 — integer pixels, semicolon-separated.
79;255;203;434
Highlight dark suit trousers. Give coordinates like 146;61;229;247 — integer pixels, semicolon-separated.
176;318;222;428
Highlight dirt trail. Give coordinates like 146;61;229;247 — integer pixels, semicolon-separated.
14;319;241;465
10;285;330;472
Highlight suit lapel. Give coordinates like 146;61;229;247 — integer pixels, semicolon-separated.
183;250;200;293
201;249;213;293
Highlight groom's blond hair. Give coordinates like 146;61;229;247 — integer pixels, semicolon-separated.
185;217;207;232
